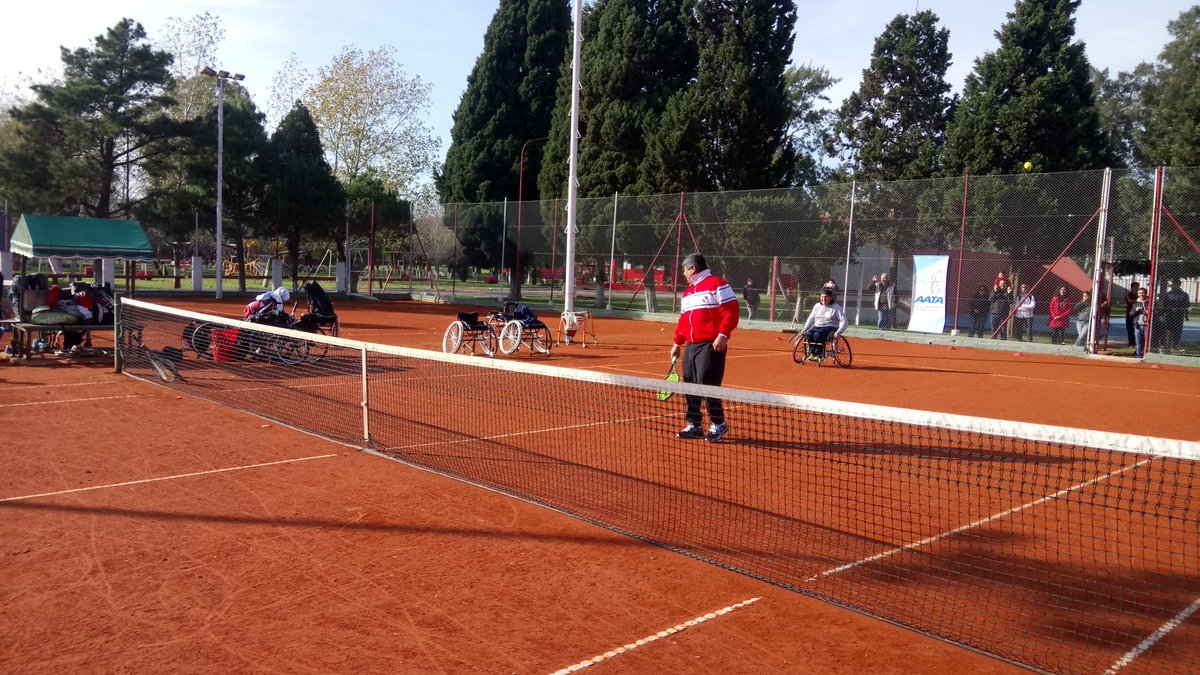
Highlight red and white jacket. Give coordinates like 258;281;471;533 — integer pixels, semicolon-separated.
674;269;740;345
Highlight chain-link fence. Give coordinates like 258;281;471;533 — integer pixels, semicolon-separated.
410;167;1199;359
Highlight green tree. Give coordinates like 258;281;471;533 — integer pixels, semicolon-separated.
942;0;1110;175
267;102;344;288
539;0;697;201
784;63;839;186
1138;6;1200;167
643;0;797;193
188;84;271;292
830;11;954;181
307;46;439;191
1091;65;1153;170
438;0;570;205
0;19;183;219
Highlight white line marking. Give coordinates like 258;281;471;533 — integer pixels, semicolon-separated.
1;381;118;391
547;597;761;674
1105;595;1200;674
380;410;682;452
807;457;1156;581
0;394;144;408
0;454;340;502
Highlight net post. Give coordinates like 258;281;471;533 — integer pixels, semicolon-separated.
113;299;123;373
361;345;370;444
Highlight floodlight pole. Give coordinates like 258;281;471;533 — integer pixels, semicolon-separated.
202;67;245;299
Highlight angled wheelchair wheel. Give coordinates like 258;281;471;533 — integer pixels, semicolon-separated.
275;336;308;365
182;320;215;359
791;333;808;364
830;335;853;368
499;320;523;355
480;326;499;357
442;321;464;354
530;326;552;355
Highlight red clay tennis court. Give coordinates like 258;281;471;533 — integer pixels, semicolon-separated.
2;296;1197;674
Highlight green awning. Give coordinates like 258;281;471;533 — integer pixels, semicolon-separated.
10;214;155;260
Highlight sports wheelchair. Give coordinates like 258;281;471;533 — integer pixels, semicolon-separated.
442;311;499;357
489;301;551;356
789;329;853;368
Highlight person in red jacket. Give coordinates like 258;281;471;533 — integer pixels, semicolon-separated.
670;252;739;442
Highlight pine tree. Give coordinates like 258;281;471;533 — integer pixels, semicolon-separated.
267;103;344;288
642;0;798;192
1;19;182;218
942;0;1109;175
1139;6;1200;167
829;11;954;181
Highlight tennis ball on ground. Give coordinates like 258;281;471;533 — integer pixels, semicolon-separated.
1023;161;1033;171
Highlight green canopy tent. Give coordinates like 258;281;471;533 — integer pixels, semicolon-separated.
11;214;154;261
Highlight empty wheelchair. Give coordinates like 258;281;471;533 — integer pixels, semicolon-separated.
442;311;498;357
495;303;552;356
790;330;853;368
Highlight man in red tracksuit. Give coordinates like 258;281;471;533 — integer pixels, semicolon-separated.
671;252;739;442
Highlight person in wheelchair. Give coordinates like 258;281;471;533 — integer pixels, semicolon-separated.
243;287;292;327
801;286;848;361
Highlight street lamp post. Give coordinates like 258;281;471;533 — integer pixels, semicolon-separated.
201;67;245;300
516;137;548;294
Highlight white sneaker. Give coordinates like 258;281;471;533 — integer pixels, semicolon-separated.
705;422;729;443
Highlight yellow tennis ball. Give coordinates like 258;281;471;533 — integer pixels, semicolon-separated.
1023;161;1033;171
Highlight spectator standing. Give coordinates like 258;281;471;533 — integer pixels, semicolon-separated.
1162;280;1190;352
1124;282;1141;347
671;253;739;443
968;285;989;338
1014;283;1036;342
868;273;896;330
742;279;761;320
989;279;1014;339
1131;287;1150;358
1073;290;1093;348
1048;286;1074;344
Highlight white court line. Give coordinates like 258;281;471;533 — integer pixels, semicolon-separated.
381;409;676;451
807;457;1156;581
547;597;761;674
1;381;117;391
0;454;339;502
1105;595;1200;674
0;394;144;408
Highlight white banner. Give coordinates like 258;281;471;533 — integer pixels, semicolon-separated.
909;255;949;333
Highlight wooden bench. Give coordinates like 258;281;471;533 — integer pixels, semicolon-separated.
6;321;115;358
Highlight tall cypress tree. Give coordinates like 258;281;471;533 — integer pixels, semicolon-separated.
539;0;697;200
942;0;1109;175
437;0;570;204
642;0;797;192
829;11;954;181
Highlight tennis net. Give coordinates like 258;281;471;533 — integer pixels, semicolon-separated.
117;298;1200;675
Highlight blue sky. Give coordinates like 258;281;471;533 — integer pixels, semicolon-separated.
2;0;1189;174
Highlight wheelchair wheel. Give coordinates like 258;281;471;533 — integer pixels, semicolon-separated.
530;326;552;355
830;335;853;368
499;320;523;355
275;336;308;365
791;333;808;364
479;326;499;357
182;320;215;359
305;325;330;363
442;321;464;353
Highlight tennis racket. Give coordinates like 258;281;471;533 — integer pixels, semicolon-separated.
656;355;680;401
145;347;185;383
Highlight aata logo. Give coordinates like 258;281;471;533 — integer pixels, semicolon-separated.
915;296;945;303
